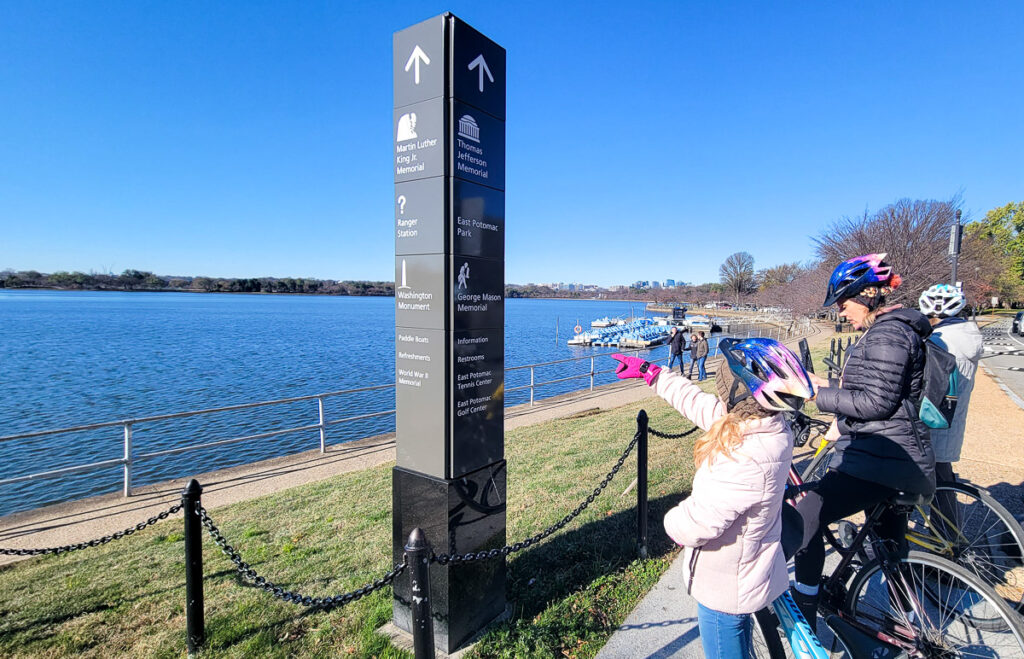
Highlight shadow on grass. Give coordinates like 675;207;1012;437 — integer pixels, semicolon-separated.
0;602;116;642
502;492;687;621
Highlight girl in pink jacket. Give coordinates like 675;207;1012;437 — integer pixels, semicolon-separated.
613;338;815;659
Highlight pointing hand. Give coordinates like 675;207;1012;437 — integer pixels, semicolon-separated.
611;354;662;386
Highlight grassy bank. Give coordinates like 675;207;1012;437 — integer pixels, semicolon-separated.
0;392;712;658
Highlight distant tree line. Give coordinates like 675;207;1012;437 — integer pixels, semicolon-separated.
8;197;1021;312
0;269;395;296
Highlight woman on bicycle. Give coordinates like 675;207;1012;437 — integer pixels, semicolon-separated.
613;338;814;658
792;253;936;625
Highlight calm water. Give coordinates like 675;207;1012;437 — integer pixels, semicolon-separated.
0;291;719;515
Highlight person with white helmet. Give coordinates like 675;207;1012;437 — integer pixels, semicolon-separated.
612;338;815;658
918;283;984;487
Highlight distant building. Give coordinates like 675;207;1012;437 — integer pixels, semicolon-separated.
665;279;676;288
651;281;661;289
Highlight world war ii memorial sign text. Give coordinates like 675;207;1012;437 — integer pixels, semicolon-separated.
392;13;507;653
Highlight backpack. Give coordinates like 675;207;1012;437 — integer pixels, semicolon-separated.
918;337;960;429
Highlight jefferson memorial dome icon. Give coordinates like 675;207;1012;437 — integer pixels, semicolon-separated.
457;114;480;143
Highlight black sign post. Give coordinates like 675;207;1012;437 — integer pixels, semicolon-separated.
392;13;507;654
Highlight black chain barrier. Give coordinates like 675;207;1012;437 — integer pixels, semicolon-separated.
156;423;648;613
196;503;406;609
647;425;699;439
0;503;183;556
432;427;643;566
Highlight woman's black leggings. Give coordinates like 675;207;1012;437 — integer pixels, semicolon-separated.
794;470;908;587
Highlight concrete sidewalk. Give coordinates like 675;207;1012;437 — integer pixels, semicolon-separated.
0;378;659;566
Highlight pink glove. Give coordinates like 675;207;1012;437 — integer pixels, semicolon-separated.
611;354;662;386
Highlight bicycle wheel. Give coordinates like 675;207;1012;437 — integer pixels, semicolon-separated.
845;550;1024;656
908;481;1024;614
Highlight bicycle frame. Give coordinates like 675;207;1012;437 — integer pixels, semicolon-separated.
793;415;971;558
906;503;969;555
773;591;830;659
786;461;935;654
821;503;936;655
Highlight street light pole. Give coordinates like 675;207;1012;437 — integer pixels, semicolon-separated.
950;209;962;285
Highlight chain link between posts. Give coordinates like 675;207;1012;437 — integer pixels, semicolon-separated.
0;503;183;556
431;427;643;566
197;503;406;609
647;426;699;439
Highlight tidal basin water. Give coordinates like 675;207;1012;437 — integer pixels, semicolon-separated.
0;290;713;515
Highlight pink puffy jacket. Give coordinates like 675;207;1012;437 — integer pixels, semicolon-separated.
653;370;792;614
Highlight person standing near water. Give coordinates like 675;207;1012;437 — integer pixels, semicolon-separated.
687;332;700;378
695;332;709;381
668;327;686;374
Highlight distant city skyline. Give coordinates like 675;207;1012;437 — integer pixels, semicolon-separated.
2;2;1022;286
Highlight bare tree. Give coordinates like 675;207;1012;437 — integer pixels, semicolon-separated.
813;197;962;306
719;252;756;304
756;262;803;290
749;261;827;315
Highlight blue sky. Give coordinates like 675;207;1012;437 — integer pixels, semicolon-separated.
1;1;1021;286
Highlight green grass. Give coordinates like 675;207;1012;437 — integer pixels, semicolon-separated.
0;390;714;658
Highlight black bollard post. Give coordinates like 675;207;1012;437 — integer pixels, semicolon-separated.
636;410;649;560
405;528;435;659
183;479;205;655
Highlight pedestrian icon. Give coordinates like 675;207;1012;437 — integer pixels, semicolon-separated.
457;262;470;290
404;45;430;85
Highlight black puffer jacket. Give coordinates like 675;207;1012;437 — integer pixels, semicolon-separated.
815;309;936;495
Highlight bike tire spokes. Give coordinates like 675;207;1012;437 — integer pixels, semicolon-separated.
849;555;1024;657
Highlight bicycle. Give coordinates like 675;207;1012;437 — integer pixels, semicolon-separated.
752;591;836;659
789;411;1024;615
755;485;1024;657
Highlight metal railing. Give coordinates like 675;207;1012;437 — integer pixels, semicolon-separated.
0;385;396;496
0;320;813;501
508;320;808;405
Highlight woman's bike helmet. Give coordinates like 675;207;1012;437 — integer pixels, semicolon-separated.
719;337;815;412
823;253;894;307
919;283;967;318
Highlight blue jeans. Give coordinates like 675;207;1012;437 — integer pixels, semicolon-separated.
668;353;684;373
697;602;751;659
697;356;707;380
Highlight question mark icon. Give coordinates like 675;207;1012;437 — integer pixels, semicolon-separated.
397;195;407;215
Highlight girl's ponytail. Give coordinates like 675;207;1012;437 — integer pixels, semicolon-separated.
695;366;776;468
694;404;770;468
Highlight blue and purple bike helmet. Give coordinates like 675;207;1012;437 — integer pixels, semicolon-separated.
823;253;898;308
719;337;815;412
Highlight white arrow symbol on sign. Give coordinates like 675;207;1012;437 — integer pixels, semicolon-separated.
405;45;430;85
468;54;494;92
